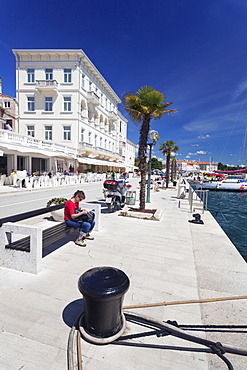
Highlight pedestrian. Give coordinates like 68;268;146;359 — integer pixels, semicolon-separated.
64;190;95;247
152;179;159;192
10;169;17;177
5;123;13;131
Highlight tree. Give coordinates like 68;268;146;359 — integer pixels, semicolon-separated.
159;141;179;188
123;86;176;210
151;157;163;171
170;156;176;182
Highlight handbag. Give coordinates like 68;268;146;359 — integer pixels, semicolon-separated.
75;209;95;223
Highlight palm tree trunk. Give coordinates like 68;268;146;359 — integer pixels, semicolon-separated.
166;153;170;188
138;117;150;210
171;159;174;182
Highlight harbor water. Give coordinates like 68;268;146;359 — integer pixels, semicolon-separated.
199;190;247;262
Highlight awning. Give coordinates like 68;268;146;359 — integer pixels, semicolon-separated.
77;157;125;168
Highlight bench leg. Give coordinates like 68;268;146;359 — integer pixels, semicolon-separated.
0;223;42;274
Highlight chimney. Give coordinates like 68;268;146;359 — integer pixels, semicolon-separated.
0;77;2;94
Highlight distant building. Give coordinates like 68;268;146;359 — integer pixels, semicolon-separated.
197;161;218;172
176;159;217;173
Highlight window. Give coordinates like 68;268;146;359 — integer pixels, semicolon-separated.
44;125;52;140
89;82;92;91
94;134;97;147
45;97;53;111
82;74;85;88
81;128;85;142
120;121;122;133
64;68;71;83
27;68;35;83
88;131;92;144
105;139;107;149
27;96;35;111
4;101;10;108
45;68;53;80
17;156;26;171
63;97;71;111
63;126;71;141
100;137;102;147
27;125;35;137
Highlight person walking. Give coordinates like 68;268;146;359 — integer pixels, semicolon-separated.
64;190;95;247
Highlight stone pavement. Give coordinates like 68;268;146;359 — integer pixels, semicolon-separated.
0;184;247;369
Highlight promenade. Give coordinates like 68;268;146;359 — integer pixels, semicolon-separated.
0;181;247;369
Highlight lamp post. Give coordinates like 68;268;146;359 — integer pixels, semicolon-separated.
146;130;159;203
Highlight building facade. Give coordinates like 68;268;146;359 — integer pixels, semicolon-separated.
9;49;135;174
0;78;18;131
176;159;218;173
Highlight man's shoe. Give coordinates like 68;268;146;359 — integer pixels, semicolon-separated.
75;239;87;247
85;234;94;240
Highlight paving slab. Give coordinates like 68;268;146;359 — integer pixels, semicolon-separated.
0;183;246;369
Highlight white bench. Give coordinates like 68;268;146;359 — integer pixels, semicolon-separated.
0;203;101;274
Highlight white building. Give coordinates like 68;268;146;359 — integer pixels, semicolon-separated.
0;78;18;131
8;49;135;174
176;159;218;173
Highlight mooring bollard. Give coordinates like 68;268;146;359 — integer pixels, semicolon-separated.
78;266;130;343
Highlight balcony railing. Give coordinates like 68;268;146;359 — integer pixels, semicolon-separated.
35;80;58;93
87;91;100;106
0;129;76;158
108;111;118;121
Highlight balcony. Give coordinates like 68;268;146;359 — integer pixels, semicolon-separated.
93;146;113;159
108;111;118;121
35;80;58;94
79;142;94;155
0;129;76;158
87;91;100;106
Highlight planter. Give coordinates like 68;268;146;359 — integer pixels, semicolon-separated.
119;208;163;221
51;209;64;222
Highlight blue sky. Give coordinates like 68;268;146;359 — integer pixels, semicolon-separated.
1;0;247;165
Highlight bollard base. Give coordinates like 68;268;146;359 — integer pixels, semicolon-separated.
79;313;126;344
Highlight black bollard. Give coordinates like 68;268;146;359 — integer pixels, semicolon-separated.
188;213;204;224
78;266;130;342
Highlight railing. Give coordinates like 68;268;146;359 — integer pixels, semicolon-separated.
108;111;118;121
79;142;93;150
188;186;209;213
0;129;77;158
36;80;58;87
87;91;100;105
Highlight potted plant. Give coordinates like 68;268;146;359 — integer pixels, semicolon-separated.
46;197;67;221
46;197;67;207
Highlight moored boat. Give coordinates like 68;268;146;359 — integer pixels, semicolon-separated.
198;175;247;191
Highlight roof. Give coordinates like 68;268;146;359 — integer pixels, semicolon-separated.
0;93;15;99
12;49;121;104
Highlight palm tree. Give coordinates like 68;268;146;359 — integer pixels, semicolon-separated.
170;155;178;182
159;141;179;188
123;86;176;210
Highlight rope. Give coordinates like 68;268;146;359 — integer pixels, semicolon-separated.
77;330;83;370
123;295;247;309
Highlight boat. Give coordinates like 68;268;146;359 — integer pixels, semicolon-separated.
198;175;247;191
